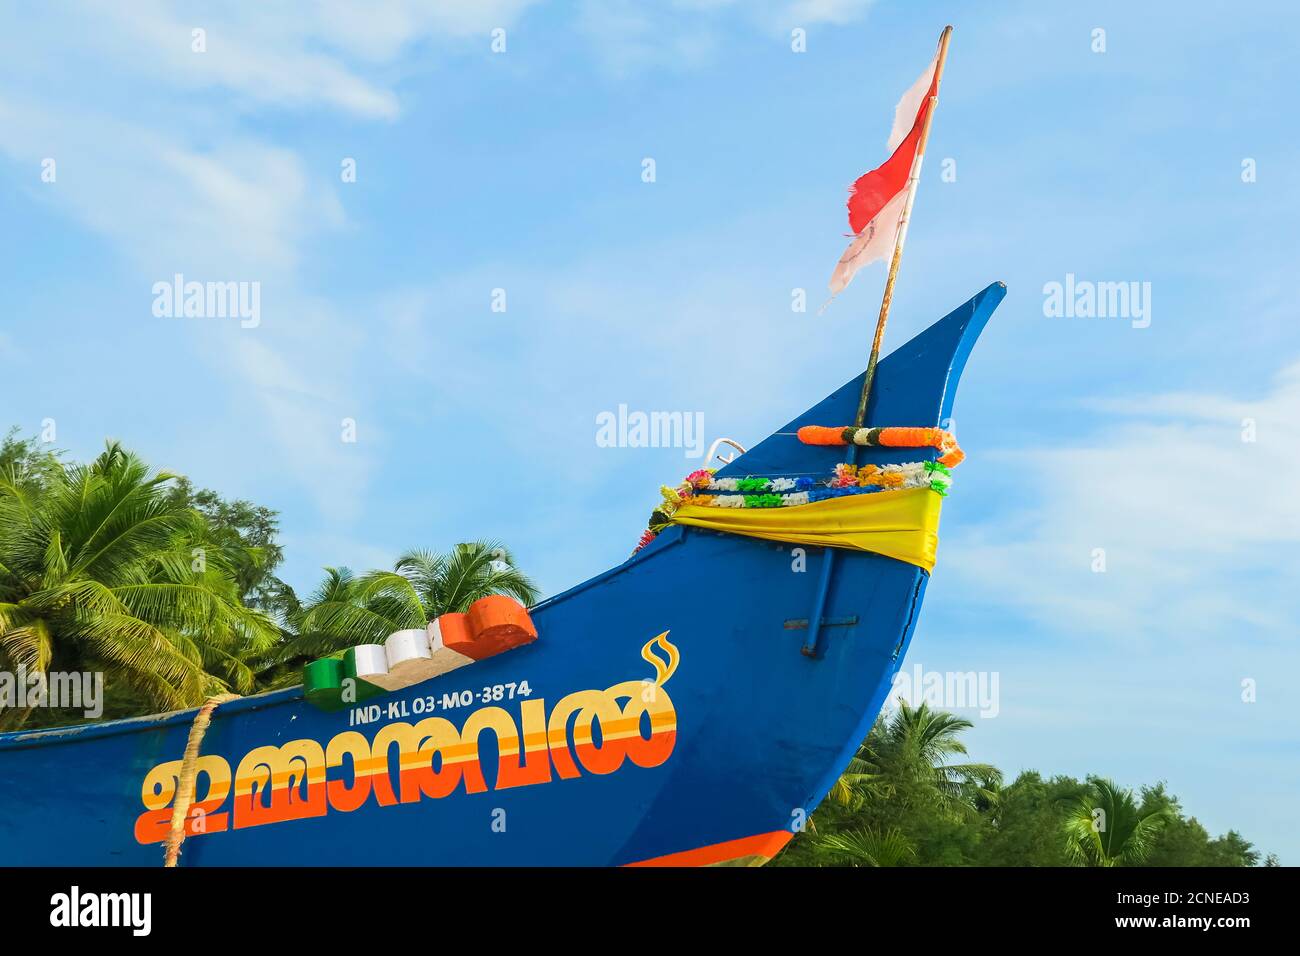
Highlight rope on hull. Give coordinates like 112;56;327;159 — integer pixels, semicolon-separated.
163;693;240;867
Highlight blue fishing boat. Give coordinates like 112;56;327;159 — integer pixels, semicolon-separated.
0;281;1005;866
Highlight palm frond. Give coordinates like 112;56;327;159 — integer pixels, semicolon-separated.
816;827;917;867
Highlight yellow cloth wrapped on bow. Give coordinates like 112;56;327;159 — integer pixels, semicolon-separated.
669;486;942;572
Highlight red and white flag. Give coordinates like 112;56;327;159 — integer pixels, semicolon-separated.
828;53;940;296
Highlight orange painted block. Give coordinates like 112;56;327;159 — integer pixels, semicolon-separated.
433;612;477;659
465;595;538;659
431;597;537;662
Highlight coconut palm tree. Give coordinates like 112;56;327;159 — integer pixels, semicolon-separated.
280;543;540;661
0;442;280;727
827;701;1001;816
824;732;882;811
1063;778;1169;867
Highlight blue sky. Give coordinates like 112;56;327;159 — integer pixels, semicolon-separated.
2;0;1297;862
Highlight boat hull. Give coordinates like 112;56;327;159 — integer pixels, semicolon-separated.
0;283;1004;866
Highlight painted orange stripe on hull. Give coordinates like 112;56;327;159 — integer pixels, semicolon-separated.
625;830;793;867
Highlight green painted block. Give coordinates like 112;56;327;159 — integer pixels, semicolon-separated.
303;654;387;711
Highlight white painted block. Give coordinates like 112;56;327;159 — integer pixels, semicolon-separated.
376;627;441;690
384;628;431;666
349;644;389;682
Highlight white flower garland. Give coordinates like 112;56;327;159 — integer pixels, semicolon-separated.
704;476;798;493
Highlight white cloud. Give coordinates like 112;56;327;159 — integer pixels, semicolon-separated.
2;1;545;121
577;1;719;76
784;0;877;26
229;330;375;521
307;0;546;56
943;360;1300;643
0;1;546;526
576;0;878;75
0;99;337;277
0;0;549;270
100;3;402;119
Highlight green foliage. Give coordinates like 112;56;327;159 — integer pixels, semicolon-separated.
816;827;917;867
278;544;541;665
775;701;1267;868
165;478;293;619
1;431;542;727
0;439;280;726
1137;783;1260;867
0;428;63;492
1062;778;1169;866
972;771;1088;866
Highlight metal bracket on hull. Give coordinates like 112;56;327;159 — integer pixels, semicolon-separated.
783;616;858;630
800;546;838;658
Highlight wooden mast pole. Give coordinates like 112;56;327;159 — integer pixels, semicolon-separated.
851;25;953;430
802;27;953;661
803;28;955;661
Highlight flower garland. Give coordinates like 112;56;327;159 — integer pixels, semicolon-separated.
700;475;805;493
830;460;951;492
629;468;715;553
631;458;955;554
